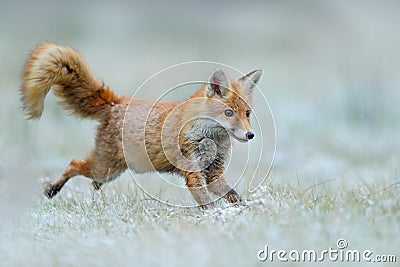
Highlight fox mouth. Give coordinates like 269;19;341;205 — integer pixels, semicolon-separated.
228;131;250;143
216;126;252;142
234;137;249;143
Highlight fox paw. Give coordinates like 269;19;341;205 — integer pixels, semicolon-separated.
225;189;241;204
92;181;103;190
44;183;60;198
200;202;216;210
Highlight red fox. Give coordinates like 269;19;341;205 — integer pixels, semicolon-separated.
20;43;262;207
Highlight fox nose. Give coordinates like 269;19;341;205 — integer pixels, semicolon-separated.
246;131;255;140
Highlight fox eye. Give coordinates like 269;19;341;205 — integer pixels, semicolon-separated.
224;109;234;117
246;110;251;117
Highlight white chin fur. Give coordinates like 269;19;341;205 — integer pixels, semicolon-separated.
233;136;249;143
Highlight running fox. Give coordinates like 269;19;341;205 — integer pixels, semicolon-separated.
21;43;262;207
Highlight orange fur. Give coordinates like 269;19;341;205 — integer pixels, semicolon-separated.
21;43;120;120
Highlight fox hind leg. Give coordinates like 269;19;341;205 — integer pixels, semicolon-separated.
92;180;104;190
44;158;93;198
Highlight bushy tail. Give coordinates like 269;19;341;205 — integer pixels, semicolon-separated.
20;42;120;120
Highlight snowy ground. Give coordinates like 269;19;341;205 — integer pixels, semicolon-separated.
1;1;399;266
1;180;399;266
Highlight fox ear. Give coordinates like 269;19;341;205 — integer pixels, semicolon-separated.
239;70;262;96
207;68;230;98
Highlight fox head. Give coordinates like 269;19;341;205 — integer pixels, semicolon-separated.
202;68;262;143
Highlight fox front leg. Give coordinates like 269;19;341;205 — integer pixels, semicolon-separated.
181;171;215;209
207;175;241;204
197;138;241;204
203;166;241;204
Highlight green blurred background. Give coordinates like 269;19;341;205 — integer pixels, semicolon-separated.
0;0;399;213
